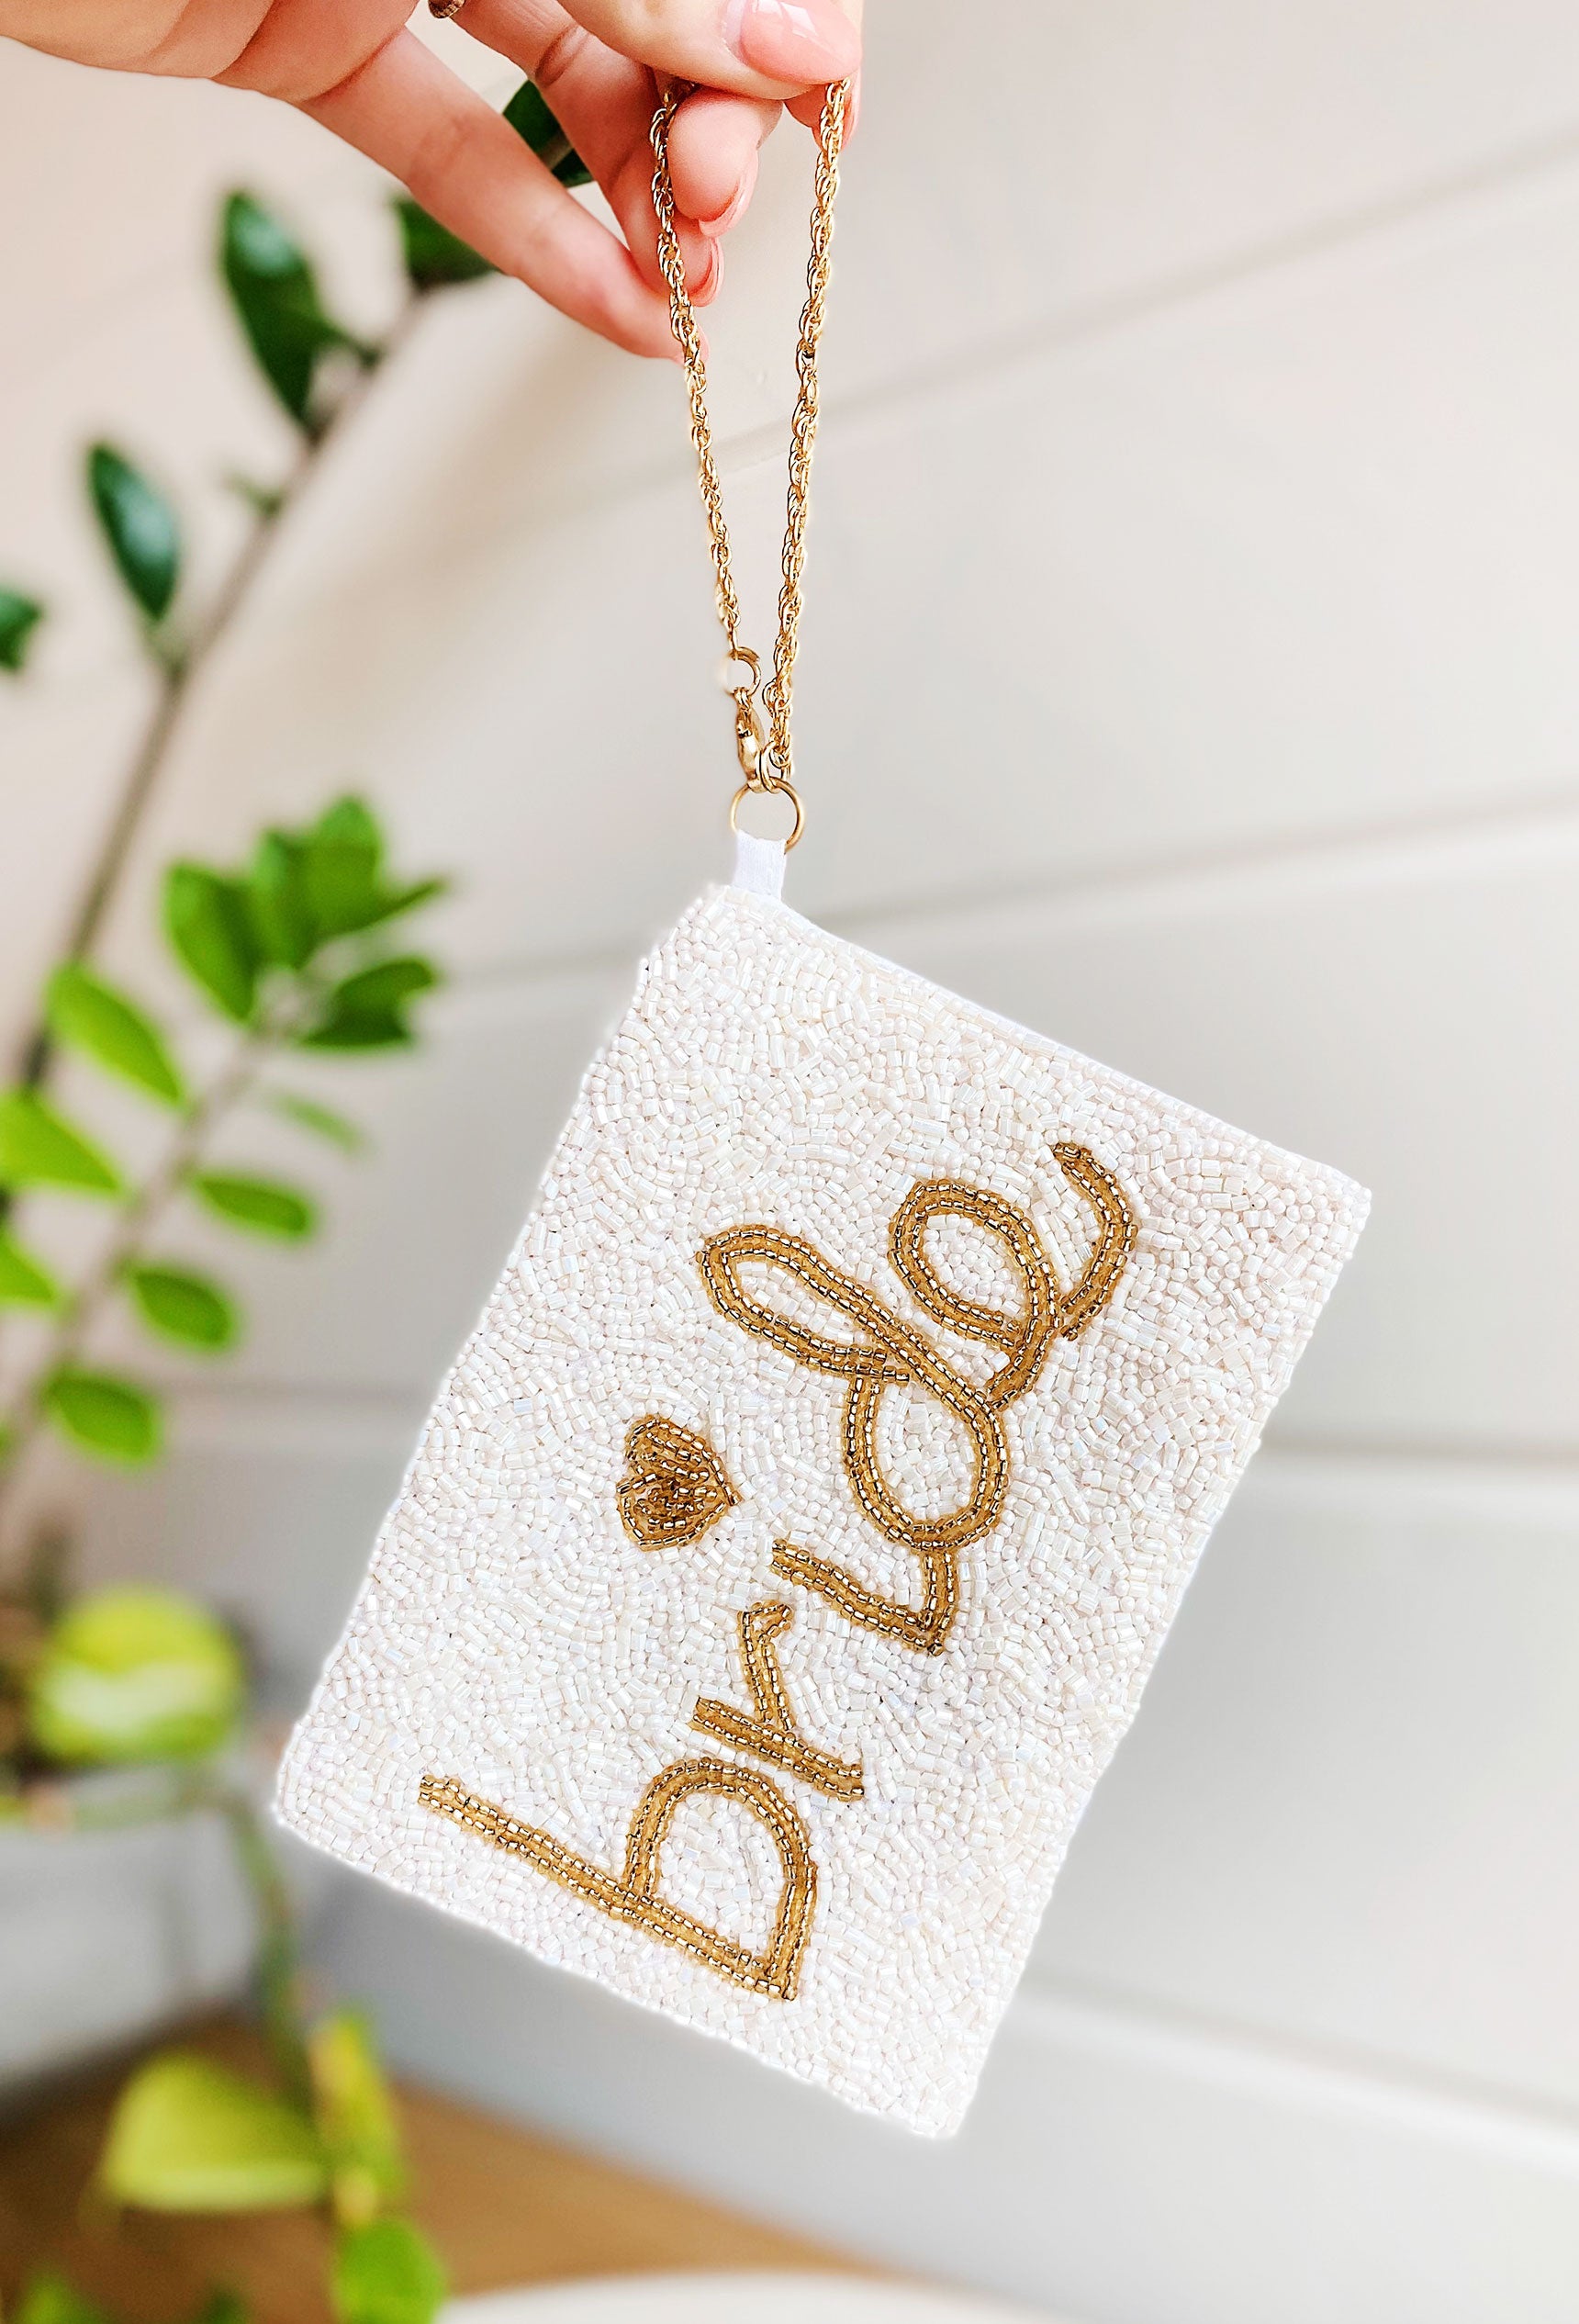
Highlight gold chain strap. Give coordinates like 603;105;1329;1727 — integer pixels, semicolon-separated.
651;78;851;848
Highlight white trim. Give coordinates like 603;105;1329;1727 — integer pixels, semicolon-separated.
1013;1979;1579;2180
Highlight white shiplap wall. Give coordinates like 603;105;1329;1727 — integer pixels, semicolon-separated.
3;10;1579;2320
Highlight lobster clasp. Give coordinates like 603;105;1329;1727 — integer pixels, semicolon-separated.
734;694;770;785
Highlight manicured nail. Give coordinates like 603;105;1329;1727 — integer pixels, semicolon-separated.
700;148;759;239
724;0;860;84
691;240;723;302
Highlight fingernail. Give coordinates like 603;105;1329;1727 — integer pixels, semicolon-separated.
685;239;722;304
700;148;759;239
723;0;860;84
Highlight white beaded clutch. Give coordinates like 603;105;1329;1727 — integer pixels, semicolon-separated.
278;868;1367;2135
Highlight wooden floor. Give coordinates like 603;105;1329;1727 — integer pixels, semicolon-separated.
0;2018;852;2322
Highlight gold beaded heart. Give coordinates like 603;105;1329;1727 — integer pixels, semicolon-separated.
616;1414;738;1550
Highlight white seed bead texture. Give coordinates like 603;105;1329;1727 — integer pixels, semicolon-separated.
276;885;1368;2138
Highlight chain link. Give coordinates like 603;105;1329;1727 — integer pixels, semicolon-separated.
651;78;850;845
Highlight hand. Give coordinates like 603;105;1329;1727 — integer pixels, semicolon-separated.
0;0;862;357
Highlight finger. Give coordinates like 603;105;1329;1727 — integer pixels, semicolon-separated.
667;87;779;230
301;29;678;358
785;0;862;126
593;83;774;293
603;115;723;303
785;80;850;129
558;0;859;102
454;0;724;299
786;72;852;130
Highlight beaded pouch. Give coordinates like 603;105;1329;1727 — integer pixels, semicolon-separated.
278;856;1367;2134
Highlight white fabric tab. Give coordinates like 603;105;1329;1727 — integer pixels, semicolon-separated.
731;831;787;901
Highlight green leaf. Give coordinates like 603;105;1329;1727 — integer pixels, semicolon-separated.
100;2052;327;2212
300;796;383;941
0;587;45;673
220;191;371;432
332;2220;446;2324
191;1173;316;1239
266;1092;364;1151
87;443;181;623
26;1584;242;1764
248;830;316;969
0;1229;59;1308
46;962;185;1106
299;1007;412;1052
126;1264;240;1352
310;870;447;946
358;877;448;935
327;959;436;1012
301;958;437;1051
314;797;382;851
267;800;446;951
394;198;493;293
43;1371;162;1466
310;2012;407;2227
14;2273;113;2324
503;80;592;188
164;864;261;1023
0;1090;121;1195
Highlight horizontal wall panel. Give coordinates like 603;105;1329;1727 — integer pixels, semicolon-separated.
50;161;1579;998
801;168;1579;927
830;0;1579;399
1034;1457;1579;2107
884;841;1579;1453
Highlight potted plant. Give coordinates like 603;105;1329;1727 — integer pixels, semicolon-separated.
5;1589;448;2320
0;80;589;2324
0;772;447;2069
0;77;585;2095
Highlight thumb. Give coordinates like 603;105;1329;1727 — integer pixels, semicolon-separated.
558;0;861;103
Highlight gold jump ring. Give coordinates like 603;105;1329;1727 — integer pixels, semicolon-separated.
730;781;804;851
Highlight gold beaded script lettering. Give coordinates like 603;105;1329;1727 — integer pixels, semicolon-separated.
700;1146;1137;1654
421;1146;1137;2004
419;1760;816;1999
693;1600;865;1801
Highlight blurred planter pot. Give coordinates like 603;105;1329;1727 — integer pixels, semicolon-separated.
0;1756;307;2104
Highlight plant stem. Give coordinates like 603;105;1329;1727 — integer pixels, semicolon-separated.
0;280;432;1565
0;292;424;1194
0;1025;277;1536
218;1780;314;2108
